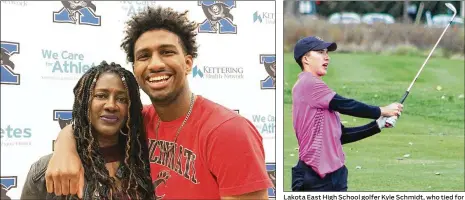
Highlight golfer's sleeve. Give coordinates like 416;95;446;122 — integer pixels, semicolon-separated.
205;116;273;197
329;93;381;119
340;121;381;144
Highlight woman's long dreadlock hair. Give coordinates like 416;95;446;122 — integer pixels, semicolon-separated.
71;61;155;200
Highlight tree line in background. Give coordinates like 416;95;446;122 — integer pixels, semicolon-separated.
285;1;462;23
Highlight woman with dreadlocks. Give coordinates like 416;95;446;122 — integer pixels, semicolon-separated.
20;61;155;200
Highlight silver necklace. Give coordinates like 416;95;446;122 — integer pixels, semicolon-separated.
155;92;195;143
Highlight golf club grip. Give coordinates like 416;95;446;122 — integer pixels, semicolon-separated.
385;91;409;127
392;91;409;121
399;91;409;104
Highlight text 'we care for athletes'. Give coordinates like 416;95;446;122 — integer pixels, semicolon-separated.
283;194;465;200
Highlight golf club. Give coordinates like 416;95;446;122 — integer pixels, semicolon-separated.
385;2;457;127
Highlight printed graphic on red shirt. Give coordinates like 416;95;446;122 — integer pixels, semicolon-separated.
143;96;272;199
152;170;171;200
148;139;198;185
148;137;202;200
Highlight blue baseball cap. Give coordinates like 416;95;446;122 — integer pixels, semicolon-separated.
293;36;337;65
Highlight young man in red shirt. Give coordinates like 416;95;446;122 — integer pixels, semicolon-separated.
45;6;273;199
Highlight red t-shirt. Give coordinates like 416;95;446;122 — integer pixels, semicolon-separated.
142;95;273;199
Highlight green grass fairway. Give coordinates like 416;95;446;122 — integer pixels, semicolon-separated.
284;52;464;191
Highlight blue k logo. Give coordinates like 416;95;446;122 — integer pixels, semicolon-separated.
53;1;101;26
1;41;20;85
198;1;237;34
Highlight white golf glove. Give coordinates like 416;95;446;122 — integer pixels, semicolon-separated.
377;113;400;129
376;117;388;129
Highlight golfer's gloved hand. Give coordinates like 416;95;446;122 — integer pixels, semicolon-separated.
380;112;401;128
377;114;399;129
376;117;387;129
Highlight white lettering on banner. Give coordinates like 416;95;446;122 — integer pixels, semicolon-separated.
282;193;465;200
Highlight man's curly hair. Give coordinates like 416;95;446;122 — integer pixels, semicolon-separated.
121;6;199;63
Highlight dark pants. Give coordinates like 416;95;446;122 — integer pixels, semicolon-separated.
291;160;348;191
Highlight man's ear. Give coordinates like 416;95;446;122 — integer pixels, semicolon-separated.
301;52;310;66
301;56;307;66
185;55;193;74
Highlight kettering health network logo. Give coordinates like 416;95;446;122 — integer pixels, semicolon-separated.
260;54;275;89
41;49;96;80
1;41;20;85
1;176;17;200
192;65;244;80
253;11;275;24
53;1;101;26
198;1;236;34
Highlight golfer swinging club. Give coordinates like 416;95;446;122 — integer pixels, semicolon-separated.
291;36;403;191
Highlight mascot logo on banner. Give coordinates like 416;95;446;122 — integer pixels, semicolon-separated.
1;176;17;200
266;163;276;198
53;110;73;151
53;1;101;26
259;54;276;90
1;41;20;85
53;110;73;129
198;1;236;34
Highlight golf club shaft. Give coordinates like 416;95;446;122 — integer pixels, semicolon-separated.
405;17;456;93
386;8;456;126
